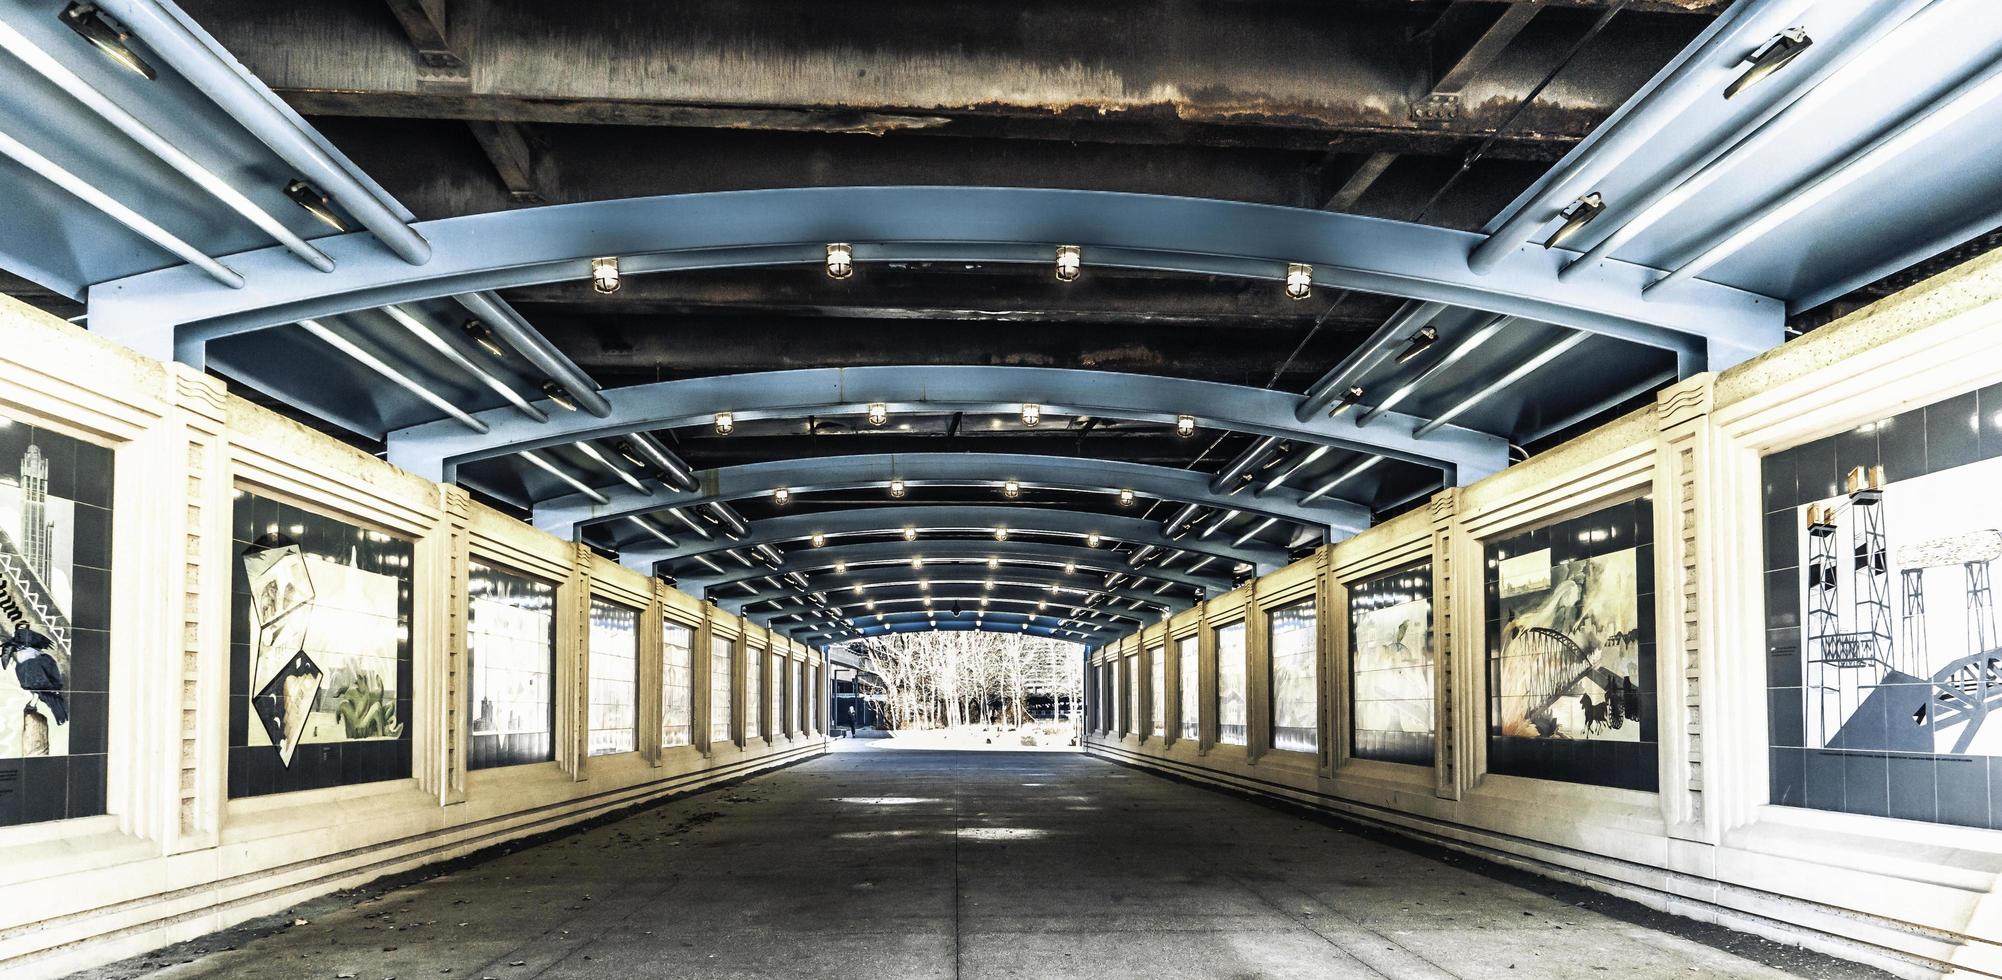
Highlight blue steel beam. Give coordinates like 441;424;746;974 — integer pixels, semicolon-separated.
780;600;1141;635
723;572;1182;616
84;187;1781;371
680;540;1232;594
636;505;1283;572
386;366;1505;482
796;608;1124;636
742;586;1172;627
808;619;1110;644
538;453;1367;545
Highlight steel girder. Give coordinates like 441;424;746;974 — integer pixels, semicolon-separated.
724;572;1181;616
85;187;1782;372
643;505;1283;574
541;453;1367;547
809;619;1103;644
795;608;1120;638
744;585;1170;627
785;599;1138;635
386;366;1507;483
681;540;1232;594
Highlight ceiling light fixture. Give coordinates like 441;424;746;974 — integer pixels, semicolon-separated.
1328;386;1364;418
889;477;907;498
994;527;1009;542
834;561;847;574
462;320;507;359
1086;532;1101;548
810;533;825;548
541;382;578;412
1175;414;1196;439
866;402;889;426
1541;193;1604;251
713;411;734;435
591;256;621;293
59;3;154;79
1284;262;1313;301
904;526;918;542
825;242;854;279
1118;489;1135;507
773;487;791;506
1395;326;1438;364
1003;478;1021;499
1055;245;1082;282
911;556;924;569
285;180;348;232
1020;403;1042;428
1064;562;1076;574
1727;27;1811;100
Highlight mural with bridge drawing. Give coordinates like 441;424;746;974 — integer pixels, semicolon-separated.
1485;498;1656;791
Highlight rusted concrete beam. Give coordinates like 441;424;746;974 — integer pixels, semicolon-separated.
181;0;1702;154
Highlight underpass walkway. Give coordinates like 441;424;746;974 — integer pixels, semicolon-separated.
83;742;1891;980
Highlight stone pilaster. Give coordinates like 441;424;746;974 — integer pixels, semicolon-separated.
1428;488;1466;801
434;485;472;804
166;366;228;852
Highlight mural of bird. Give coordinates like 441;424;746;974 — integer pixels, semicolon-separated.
1;625;67;725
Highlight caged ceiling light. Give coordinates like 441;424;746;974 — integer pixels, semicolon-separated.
285;180;349;232
810;532;826;548
911;556;924;569
541;382;578;413
825;242;854;279
866;402;889;426
1726;27;1811;100
1020;403;1042;428
1003;478;1021;499
1054;245;1083;282
1175;414;1196;439
1086;532;1101;548
1541;193;1604;251
1118;489;1135;507
889;477;907;498
713;411;735;435
60;3;154;79
773;487;792;506
591;256;621;294
904;526;919;542
1284;262;1313;301
994;527;1009;542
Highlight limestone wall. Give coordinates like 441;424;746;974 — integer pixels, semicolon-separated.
0;298;828;977
1086;251;2002;980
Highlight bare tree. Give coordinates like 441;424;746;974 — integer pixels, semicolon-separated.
843;633;1081;731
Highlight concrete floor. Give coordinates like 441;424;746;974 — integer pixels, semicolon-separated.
84;742;1894;980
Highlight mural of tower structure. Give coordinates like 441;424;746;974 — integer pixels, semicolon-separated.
19;443;50;585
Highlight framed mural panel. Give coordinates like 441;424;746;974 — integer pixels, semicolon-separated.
662;623;694;748
1216;622;1248;746
1148;645;1165;738
587;599;639;757
746;643;764;741
1177;635;1198;740
1350;563;1435;766
229;489;413;798
0;418;111;826
1764;387;2002;829
1268;600;1318;753
1484;497;1656;791
467;560;556;770
709;634;734;744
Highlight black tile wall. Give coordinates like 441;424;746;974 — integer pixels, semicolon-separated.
1762;390;2002;831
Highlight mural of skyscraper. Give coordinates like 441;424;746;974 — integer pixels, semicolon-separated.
20;443;50;586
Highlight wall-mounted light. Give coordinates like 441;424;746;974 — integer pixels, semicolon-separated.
714;411;735;435
1395;326;1438;364
1328;386;1365;418
1055;245;1083;282
1541;193;1604;251
825;243;854;280
1284;262;1313;301
810;532;825;548
889;477;907;498
541;382;578;412
285;180;349;232
903;526;918;542
1727;28;1811;100
591;256;621;294
1175;414;1196;439
773;487;791;506
1086;532;1101;548
1118;489;1135;507
1020;403;1042;428
1003;478;1021;499
60;3;155;79
866;402;889;426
